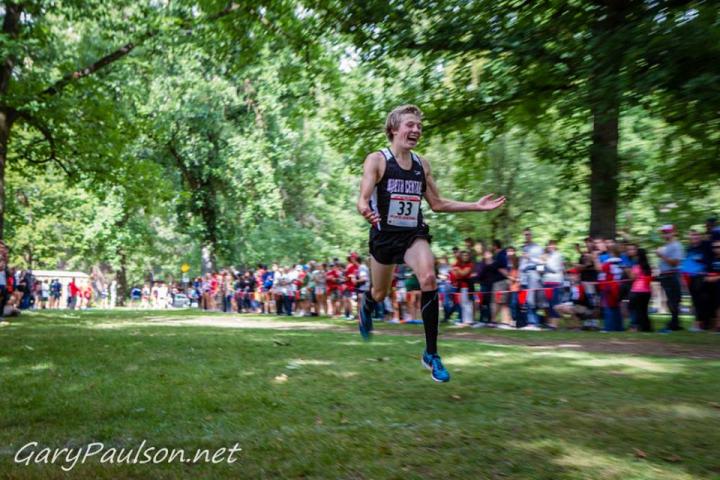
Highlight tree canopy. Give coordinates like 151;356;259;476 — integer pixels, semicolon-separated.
1;0;718;287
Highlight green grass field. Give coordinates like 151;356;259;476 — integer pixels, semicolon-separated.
1;309;719;479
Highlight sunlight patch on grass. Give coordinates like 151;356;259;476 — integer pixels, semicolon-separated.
533;440;697;480
91;320;151;329
443;351;523;367
30;362;54;371
531;350;589;359
286;359;334;369
527;365;577;375
660;404;720;420
478;351;510;358
88;317;338;331
572;357;682;374
4;362;56;377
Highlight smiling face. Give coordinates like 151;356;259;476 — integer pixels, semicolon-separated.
391;113;422;150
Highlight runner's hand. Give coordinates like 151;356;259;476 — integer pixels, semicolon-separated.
475;194;506;211
359;206;381;225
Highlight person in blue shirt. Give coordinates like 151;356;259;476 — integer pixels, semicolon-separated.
49;279;62;309
262;266;276;314
595;238;610;264
620;242;637;268
130;286;142;307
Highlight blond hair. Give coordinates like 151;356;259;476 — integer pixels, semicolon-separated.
385;104;423;141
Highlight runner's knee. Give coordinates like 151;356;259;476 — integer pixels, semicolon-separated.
371;285;388;302
419;272;437;291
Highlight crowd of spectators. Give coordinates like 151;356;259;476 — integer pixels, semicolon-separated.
433;219;720;333
0;270;116;316
129;217;719;334
172;253;372;319
1;218;719;333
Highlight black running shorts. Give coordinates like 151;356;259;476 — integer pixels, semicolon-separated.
369;225;432;265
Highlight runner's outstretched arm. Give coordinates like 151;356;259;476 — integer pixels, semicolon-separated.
420;157;506;213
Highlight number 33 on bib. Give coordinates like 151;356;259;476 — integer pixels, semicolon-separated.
387;194;421;227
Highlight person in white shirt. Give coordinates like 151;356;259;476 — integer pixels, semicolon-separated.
542;240;565;327
273;267;294;316
520;228;545;328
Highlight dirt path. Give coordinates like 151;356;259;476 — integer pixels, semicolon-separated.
107;315;720;359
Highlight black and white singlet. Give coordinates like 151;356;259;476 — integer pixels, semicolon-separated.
369;148;427;232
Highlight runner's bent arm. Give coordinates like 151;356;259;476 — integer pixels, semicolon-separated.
357;152;384;224
420;157;505;212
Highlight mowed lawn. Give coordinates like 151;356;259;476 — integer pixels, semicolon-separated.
1;310;719;479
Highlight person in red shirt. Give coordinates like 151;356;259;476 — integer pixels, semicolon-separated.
452;250;474;290
208;273;219;310
68;277;80;310
325;262;342;317
599;246;625;331
450;250;474;323
83;283;92;309
344;253;361;319
294;265;308;316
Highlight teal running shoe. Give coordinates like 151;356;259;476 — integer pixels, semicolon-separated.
358;293;374;340
421;351;450;383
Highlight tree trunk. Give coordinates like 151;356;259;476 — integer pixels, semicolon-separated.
24;246;33;270
199;187;219;274
0;109;16;240
1;4;24;241
116;249;129;307
589;103;620;239
588;2;625;239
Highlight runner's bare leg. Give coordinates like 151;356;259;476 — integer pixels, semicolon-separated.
403;239;439;354
369;256;395;302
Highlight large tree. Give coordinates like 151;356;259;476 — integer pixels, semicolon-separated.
317;0;720;238
0;1;270;240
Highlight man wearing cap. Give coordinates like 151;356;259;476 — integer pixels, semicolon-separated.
657;225;684;332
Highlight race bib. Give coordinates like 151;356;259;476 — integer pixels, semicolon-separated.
387;194;420;227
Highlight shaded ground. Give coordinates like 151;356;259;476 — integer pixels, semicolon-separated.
82;313;720;360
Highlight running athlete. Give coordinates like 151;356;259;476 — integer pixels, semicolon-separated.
357;104;506;382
